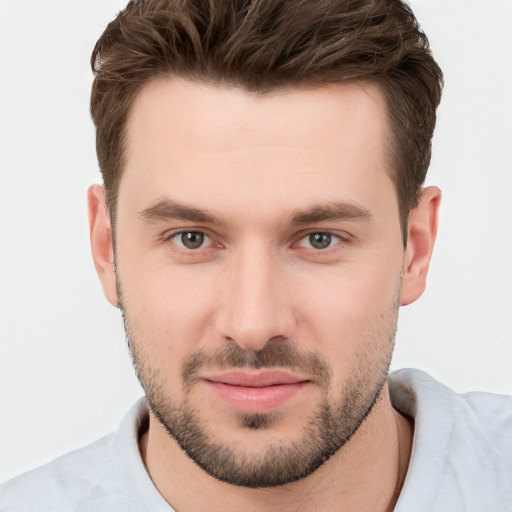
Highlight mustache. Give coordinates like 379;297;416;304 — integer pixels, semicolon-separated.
181;339;332;387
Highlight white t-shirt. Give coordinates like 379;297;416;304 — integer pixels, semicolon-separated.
1;369;511;512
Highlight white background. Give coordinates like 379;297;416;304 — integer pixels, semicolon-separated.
0;0;511;484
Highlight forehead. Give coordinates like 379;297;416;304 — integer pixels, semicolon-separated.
126;78;390;154
120;78;395;221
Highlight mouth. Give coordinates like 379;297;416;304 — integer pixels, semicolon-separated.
201;370;312;414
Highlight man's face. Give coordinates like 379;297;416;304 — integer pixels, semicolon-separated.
114;79;405;487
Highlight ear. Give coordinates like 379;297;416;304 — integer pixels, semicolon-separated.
400;186;441;306
88;184;118;307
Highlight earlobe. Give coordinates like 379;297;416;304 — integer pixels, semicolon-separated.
87;184;119;307
400;186;441;306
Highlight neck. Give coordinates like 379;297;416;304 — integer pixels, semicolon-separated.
140;384;413;512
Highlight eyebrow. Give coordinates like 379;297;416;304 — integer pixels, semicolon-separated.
138;199;225;226
290;201;373;226
138;198;372;227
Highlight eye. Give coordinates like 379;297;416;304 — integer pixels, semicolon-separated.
170;231;212;250
297;232;342;250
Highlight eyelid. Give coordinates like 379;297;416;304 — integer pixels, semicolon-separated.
174;230;211;248
161;228;206;246
161;227;351;254
160;226;229;262
163;226;212;240
294;229;351;244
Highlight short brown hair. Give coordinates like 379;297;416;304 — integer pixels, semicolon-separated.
91;0;443;240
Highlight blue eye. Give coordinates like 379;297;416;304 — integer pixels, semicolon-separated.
171;231;211;250
298;232;341;250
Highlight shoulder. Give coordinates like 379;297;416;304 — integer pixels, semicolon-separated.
0;399;153;512
0;434;127;512
389;368;512;438
390;369;512;512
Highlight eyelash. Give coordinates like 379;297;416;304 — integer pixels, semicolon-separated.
165;230;220;253
295;232;346;251
164;229;350;255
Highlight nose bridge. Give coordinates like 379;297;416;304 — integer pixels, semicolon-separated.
217;239;294;351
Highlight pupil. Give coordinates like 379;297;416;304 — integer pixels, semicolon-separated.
310;233;331;249
182;232;204;249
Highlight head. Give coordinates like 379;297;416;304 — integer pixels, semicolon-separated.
88;0;442;489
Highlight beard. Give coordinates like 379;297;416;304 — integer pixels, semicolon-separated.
119;284;399;488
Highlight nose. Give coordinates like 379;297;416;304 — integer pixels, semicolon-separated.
215;243;296;352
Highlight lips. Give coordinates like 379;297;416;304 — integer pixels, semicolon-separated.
201;370;312;414
205;370;308;387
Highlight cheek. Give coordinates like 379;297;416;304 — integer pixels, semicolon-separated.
117;258;220;352
119;273;216;399
292;257;401;360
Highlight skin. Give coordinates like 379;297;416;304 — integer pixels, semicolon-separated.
88;79;440;512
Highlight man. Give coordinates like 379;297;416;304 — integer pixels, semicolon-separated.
1;0;510;511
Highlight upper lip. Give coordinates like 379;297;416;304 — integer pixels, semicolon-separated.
202;370;310;387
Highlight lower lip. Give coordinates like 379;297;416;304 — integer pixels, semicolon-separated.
204;380;311;414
